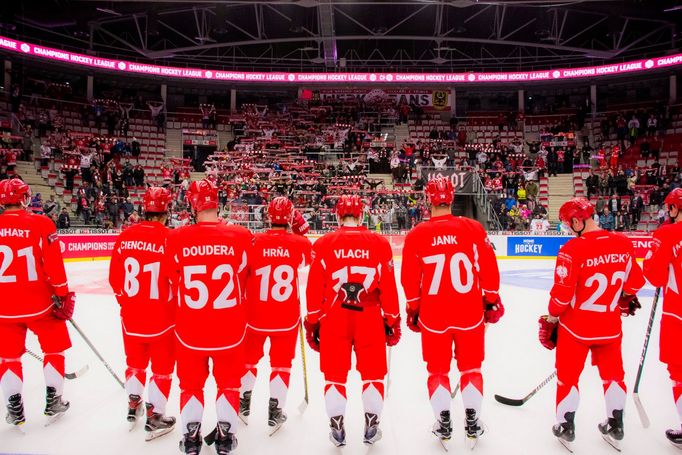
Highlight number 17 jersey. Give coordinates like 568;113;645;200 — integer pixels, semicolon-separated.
245;230;312;332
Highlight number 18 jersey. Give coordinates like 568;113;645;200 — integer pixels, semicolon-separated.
245;230;312;332
166;221;253;351
549;230;645;341
401;214;500;333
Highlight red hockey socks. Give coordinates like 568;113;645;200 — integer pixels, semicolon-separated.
149;374;172;415
669;364;682;423
0;358;22;404
43;353;65;396
216;388;240;429
324;381;347;418
180;390;204;430
240;364;257;395
270;367;291;407
603;380;627;419
362;380;384;417
556;381;580;423
428;373;451;420
460;369;484;416
125;367;146;397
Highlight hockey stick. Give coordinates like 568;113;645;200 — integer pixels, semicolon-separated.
25;349;89;380
298;323;309;414
52;297;125;389
386;347;393;398
633;287;661;429
494;371;557;406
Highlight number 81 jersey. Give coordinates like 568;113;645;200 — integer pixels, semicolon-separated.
549;230;645;341
109;221;175;338
166;221;253;350
245;229;312;332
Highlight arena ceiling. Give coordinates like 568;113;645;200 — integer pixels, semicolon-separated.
3;1;681;72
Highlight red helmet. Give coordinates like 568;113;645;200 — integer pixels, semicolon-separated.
425;177;454;206
0;179;31;206
664;188;682;210
336;194;364;219
268;197;294;225
143;186;172;214
187;179;218;212
558;197;595;224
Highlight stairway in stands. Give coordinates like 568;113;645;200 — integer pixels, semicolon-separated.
547;174;575;222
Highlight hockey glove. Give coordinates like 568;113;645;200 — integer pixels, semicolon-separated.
538;315;558;350
291;210;310;236
483;294;505;324
618;294;641;317
303;318;320;352
406;306;420;333
384;316;402;347
52;293;76;320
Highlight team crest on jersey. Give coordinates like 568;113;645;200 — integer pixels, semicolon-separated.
555;265;568;283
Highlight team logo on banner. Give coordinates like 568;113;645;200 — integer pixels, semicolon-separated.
432;91;448;109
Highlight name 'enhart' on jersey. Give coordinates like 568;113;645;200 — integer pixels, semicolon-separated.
0;228;30;238
585;253;629;267
119;241;164;254
431;235;458;246
263;247;290;258
334;249;370;259
183;245;235;257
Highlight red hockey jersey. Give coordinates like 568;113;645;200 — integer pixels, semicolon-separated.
109;221;175;338
401;214;499;332
166;221;253;351
642;222;682;363
245;230;312;332
549;230;645;341
306;226;399;325
0;210;69;321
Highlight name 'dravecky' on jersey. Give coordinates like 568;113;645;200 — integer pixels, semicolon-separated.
431;235;458;246
182;245;235;257
0;228;30;238
119;241;164;254
263;247;290;258
334;249;370;259
585;253;629;267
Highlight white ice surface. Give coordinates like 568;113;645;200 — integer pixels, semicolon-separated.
1;259;679;455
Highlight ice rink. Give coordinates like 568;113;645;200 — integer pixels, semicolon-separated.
1;258;679;455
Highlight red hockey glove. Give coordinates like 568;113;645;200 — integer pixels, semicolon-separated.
406;306;420;332
483;294;505;324
384;316;402;347
303;318;320;352
291;210;310;236
538;315;558;350
52;293;76;320
618;294;641;317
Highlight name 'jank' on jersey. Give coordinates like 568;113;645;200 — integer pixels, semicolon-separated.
430;235;458;247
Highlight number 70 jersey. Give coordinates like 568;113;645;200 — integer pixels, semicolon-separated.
549;230;645;341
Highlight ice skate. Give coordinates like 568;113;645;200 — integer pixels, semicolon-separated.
363;412;382;445
179;422;202;455
204;421;237;455
552;412;575;453
267;397;287;436
433;410;452;451
5;393;25;430
329;415;346;447
666;426;682;450
464;408;484;449
44;386;69;426
598;409;624;452
127;394;144;431
238;390;251;425
144;403;175;441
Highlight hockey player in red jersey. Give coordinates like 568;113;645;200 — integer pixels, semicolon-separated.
304;194;400;447
0;178;75;427
401;177;502;448
239;197;311;434
109;186;176;440
539;197;645;450
643;188;682;449
166;179;253;455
